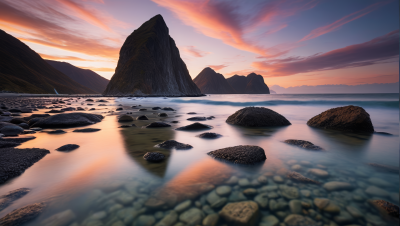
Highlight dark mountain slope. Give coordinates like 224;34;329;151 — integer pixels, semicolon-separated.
227;73;270;94
193;67;236;94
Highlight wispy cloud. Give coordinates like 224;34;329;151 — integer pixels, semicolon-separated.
207;64;228;71
252;30;399;77
40;53;96;61
152;0;318;57
182;46;210;57
299;1;391;42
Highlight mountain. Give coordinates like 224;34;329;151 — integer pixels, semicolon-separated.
103;15;201;96
227;73;270;94
193;67;237;94
271;82;399;94
45;60;109;93
0;29;95;94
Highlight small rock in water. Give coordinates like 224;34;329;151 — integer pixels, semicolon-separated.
0;188;30;211
283;139;323;150
197;132;221;139
152;107;161;110
136;115;149;120
73;128;100;132
158;113;168;117
308;168;329;178
118;115;134;122
176;122;212;131
187;117;206;121
219;201;259;226
154;140;192;150
0;202;46;226
162;107;175;111
287;171;320;184
216;186;232;196
47;130;66;134
143;152;165;162
145;122;171;128
365;186;389;197
41;209;76;226
57;144;80;152
207;145;266;165
323;181;353;191
187;112;197;114
369;199;399;218
226;107;291;127
284;214;316;226
179;208;204;225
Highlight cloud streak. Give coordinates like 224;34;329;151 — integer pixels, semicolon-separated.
152;0;318;57
182;46;210;57
252;30;399;77
299;1;390;42
39;53;96;61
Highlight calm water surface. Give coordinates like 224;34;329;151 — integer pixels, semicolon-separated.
0;94;398;226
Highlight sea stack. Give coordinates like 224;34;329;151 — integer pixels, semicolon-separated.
193;67;237;94
103;15;201;96
227;73;270;94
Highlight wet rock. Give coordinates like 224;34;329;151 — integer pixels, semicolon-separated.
139;108;147;111
291;164;302;171
0;188;30;211
283;139;323;150
162;107;175;111
154;140;192;150
225;176;239;185
145;199;166;210
73;128;100;132
145;122;171;128
365;186;389;197
0;202;46;226
158;113;168;117
176;122;212;131
154;211;178;226
228;191;247;202
260;215;279;226
219;201;259;226
207;145;266;165
280;185;299;199
116;108;123;111
367;163;399;174
136;115;149;120
333;211;354;224
216;186;231;196
56;144;80;152
32;113;103;128
323;181;353;191
369;199;399;218
273;176;284;183
314;198;330;209
152;107;161;110
179;208;204;225
323;202;340;213
238;178;250;187
346;206;363;218
41;209;76;226
0;147;50;184
119;124;136;128
308;168;329;178
254;193;269;208
287;172;315;185
118;115;134;122
202;213;219;226
226;107;291;127
187;117;206;121
257;175;268;184
243;188;257;196
283;214;317;226
48;130;66;134
289;200;302;214
134;215;155;226
10;118;27;124
307;105;374;133
198;132;221;139
368;177;392;187
143;152;165;162
174;200;192;213
0;124;24;136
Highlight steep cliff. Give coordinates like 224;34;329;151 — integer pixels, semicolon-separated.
103;15;201;96
46;60;109;93
193;67;236;94
0;29;95;94
227;73;270;94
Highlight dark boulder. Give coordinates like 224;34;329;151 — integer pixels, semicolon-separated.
155;140;192;150
207;145;266;164
0;123;24;136
152;107;161;110
0;202;46;226
162;107;175;111
45;109;65;113
283;139;323;150
136;115;149;120
145;122;171;128
47;130;66;134
176;122;212;131
73;128;100;132
143;152;165;162
187;117;207;121
10;118;27;124
56;144;80;152
226;107;291;127
118;115;134;122
198;132;221;139
307;105;374;133
31;113;103;128
158;113;168;117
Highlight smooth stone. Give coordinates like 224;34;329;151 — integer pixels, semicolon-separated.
267;192;279;199
0;188;30;211
346;206;363;218
257;175;268;184
219;201;259;226
273;176;284;183
291;165;302;171
202;213;219;226
243;188;257;196
299;161;311;166
367;177;392;188
314;198;330;209
254;193;269;208
323;182;353;191
365;186;389;197
208;145;266;165
155;211;178;226
323;203;340;214
0;202;46;226
289;200;302;214
308;168;329;178
259;185;278;192
238;178;250;187
174;200;192;213
284;214;316;226
300;190;311;197
225;176;238;185
41;209;76;226
202;205;215;215
216;186;232;196
260;215;279;226
228;191;247;202
207;191;221;206
333;211;354;224
179;208;204;225
155;211;164;220
134;215;155;226
280;185;299;199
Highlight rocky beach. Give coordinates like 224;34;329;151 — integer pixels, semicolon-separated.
0;93;398;226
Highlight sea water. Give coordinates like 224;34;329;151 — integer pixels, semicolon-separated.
0;94;398;226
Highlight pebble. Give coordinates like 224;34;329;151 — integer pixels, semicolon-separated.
225;176;238;185
289;200;302;214
134;215;155;226
273;176;284;183
346;206;363;218
323;181;353;191
243;188;257;196
291;164;302;171
179;208;204;225
260;215;279;226
215;186;231;196
155;211;178;226
365;186;389;197
238;178;250;187
202;213;219;226
254;193;269;208
308;168;329;178
174;200;191;213
367;177;392;187
257;175;268;184
300;190;311;197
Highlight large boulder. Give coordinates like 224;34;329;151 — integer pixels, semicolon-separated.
219;201;259;226
226;107;291;127
207;145;266;165
307;105;374;133
0;124;24;136
31;113;103;128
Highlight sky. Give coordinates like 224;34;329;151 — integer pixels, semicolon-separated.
0;0;398;88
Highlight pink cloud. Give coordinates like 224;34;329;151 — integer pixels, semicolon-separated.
299;1;391;42
252;30;399;77
207;64;228;71
182;46;210;57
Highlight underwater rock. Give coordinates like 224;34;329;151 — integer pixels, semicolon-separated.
226;107;291;127
207;145;266;165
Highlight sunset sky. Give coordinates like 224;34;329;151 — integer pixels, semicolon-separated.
0;0;398;88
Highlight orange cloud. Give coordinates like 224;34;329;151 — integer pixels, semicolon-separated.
299;1;390;42
39;53;95;61
152;0;317;57
81;66;115;72
207;64;227;71
182;46;210;57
